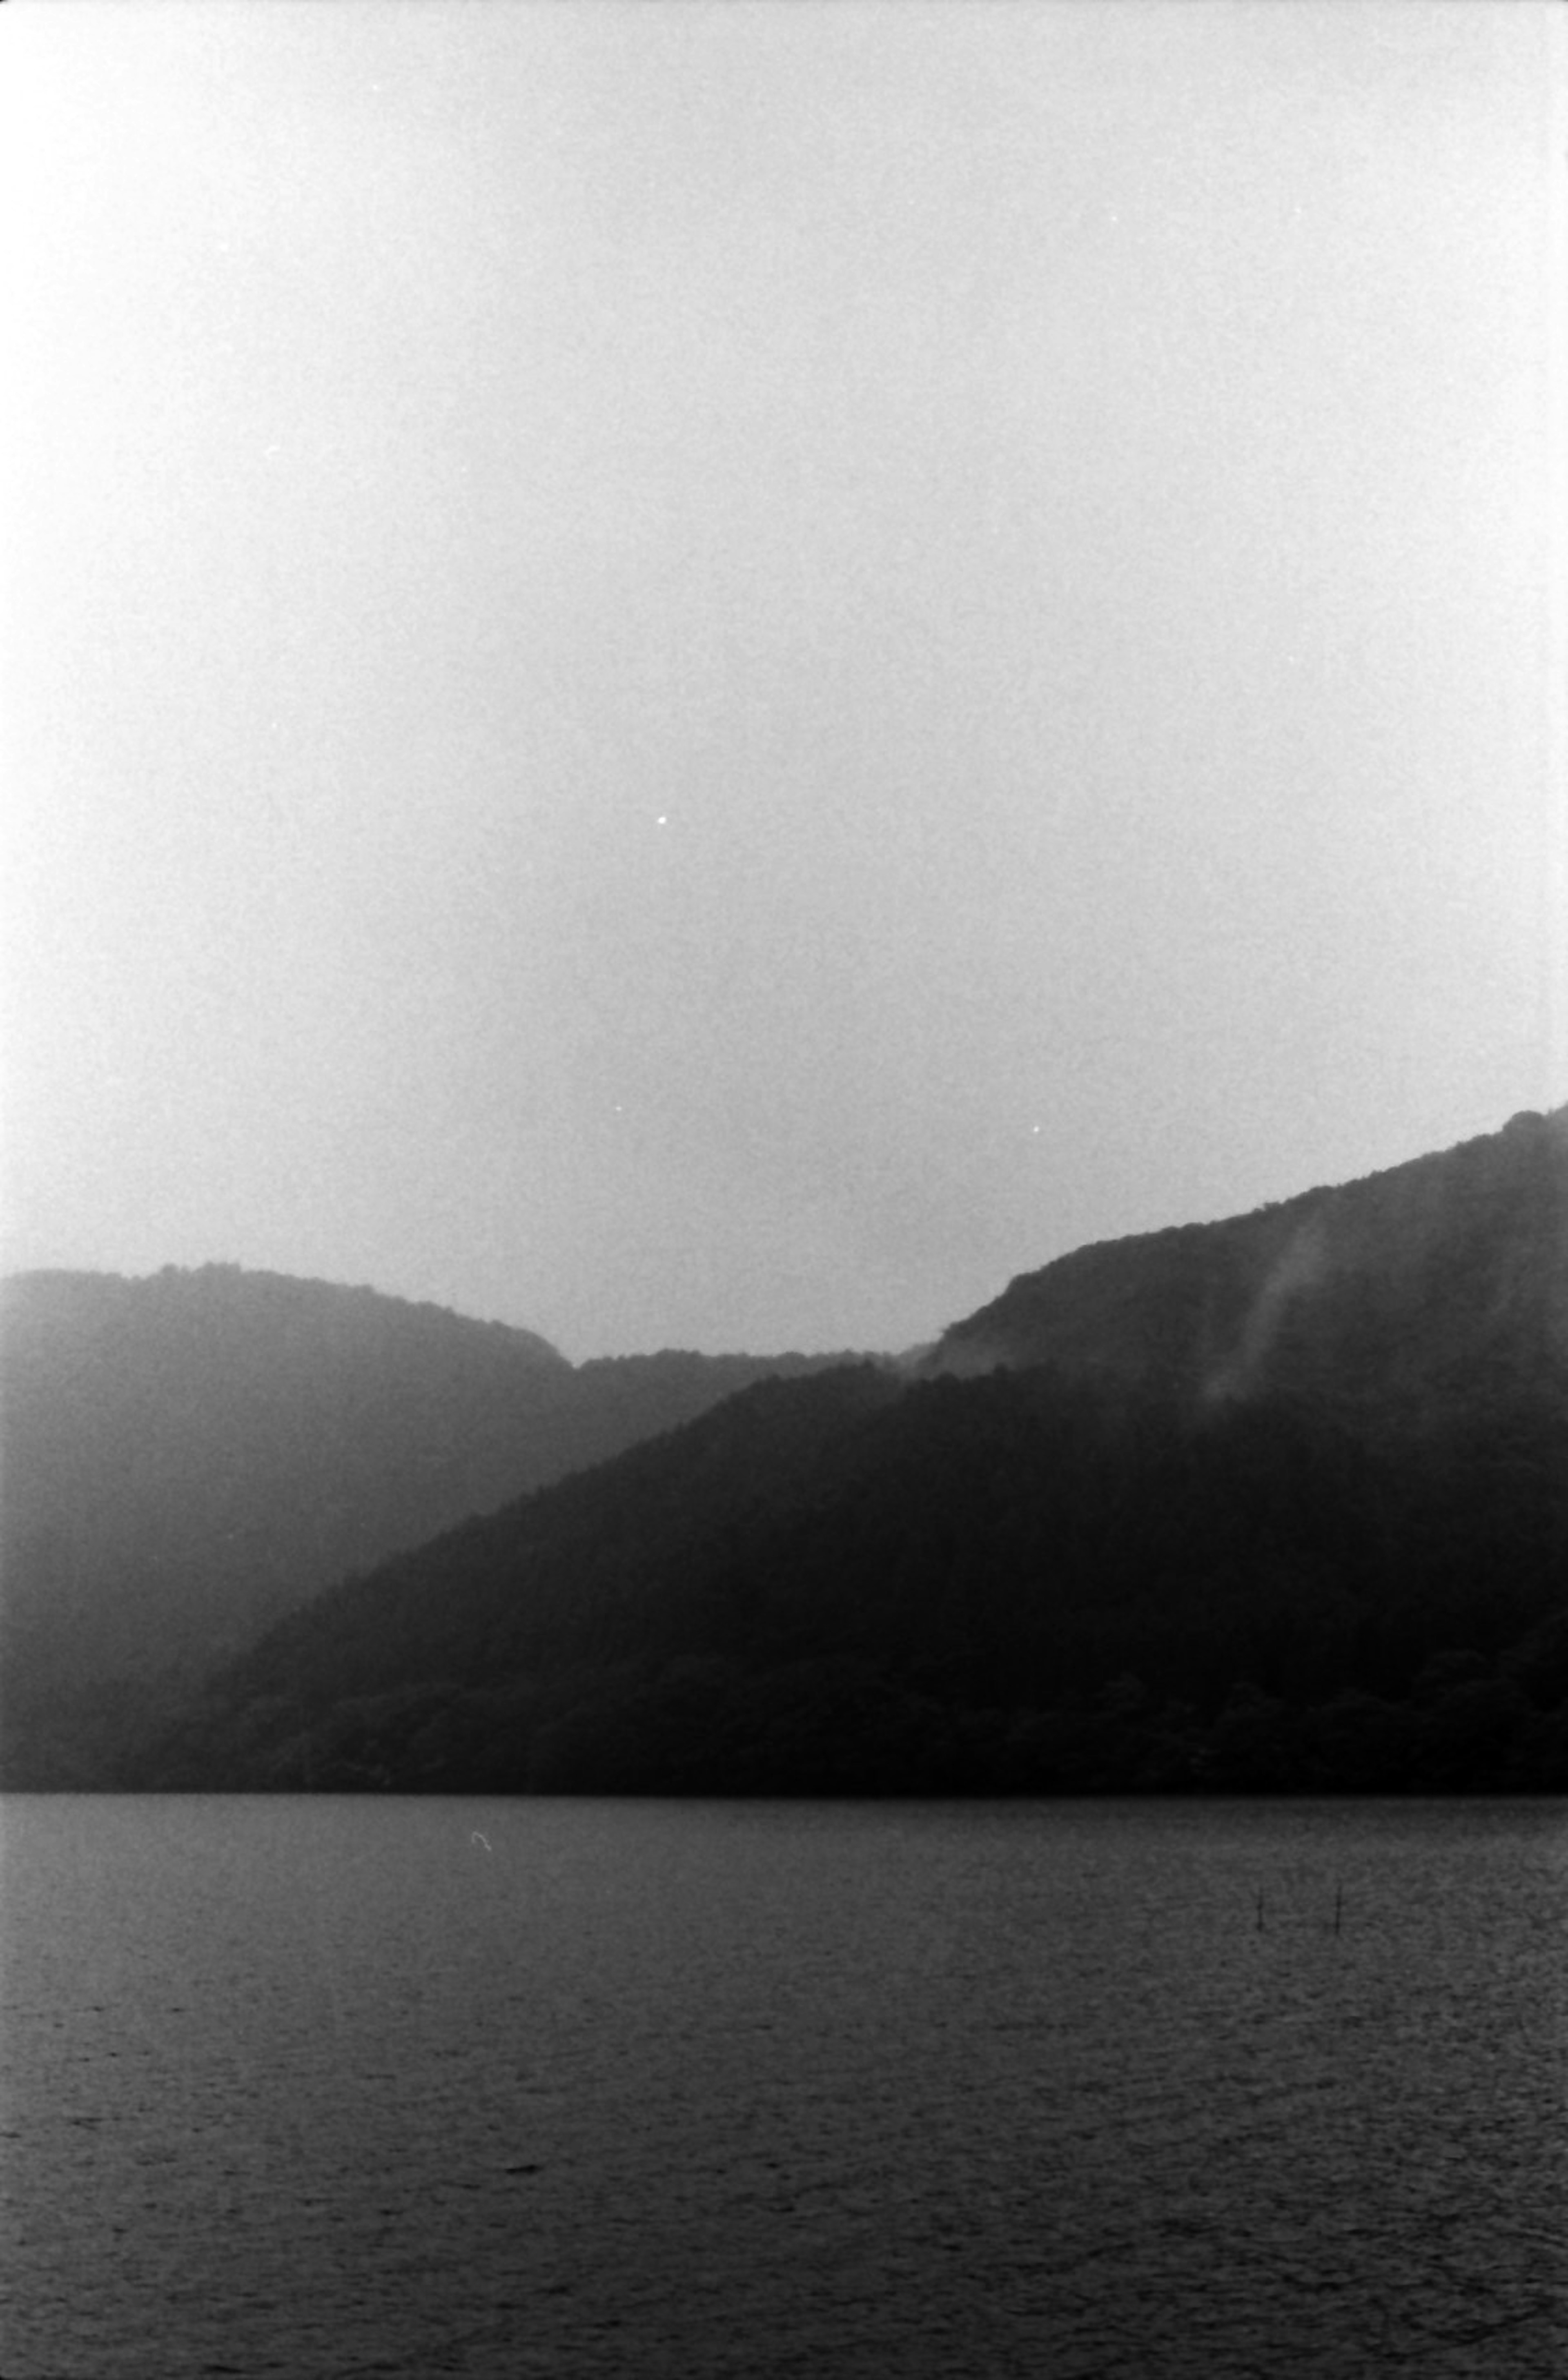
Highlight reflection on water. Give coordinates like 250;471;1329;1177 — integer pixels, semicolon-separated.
1;1796;1563;2377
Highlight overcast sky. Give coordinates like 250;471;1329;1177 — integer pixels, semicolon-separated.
2;0;1562;1357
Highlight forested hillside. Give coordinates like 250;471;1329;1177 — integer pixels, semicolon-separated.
931;1107;1568;1410
0;1264;854;1784
136;1360;1568;1796
26;1108;1568;1797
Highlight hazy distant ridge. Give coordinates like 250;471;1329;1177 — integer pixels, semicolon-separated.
0;1262;855;1784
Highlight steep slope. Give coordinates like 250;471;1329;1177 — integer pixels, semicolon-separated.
927;1107;1568;1412
0;1264;854;1782
138;1362;1568;1797
135;1111;1568;1798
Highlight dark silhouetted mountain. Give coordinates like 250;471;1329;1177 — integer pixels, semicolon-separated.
0;1263;856;1783
131;1111;1568;1799
927;1107;1568;1412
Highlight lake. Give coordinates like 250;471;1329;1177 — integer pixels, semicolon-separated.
1;1796;1563;2377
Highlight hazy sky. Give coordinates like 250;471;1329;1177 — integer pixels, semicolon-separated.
3;0;1563;1356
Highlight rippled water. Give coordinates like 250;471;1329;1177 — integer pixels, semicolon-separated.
1;1795;1563;2377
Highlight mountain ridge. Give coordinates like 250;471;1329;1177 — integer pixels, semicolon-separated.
122;1104;1568;1798
8;1105;1566;1792
926;1107;1568;1409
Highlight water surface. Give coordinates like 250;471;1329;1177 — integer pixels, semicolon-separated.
2;1795;1563;2377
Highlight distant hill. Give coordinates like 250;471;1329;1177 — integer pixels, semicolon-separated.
0;1263;856;1783
131;1111;1568;1799
927;1107;1568;1412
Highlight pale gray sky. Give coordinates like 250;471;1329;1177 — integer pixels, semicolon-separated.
3;0;1563;1356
